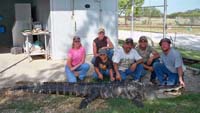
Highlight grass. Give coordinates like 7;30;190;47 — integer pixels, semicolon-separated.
154;46;200;60
1;93;200;113
94;93;200;113
177;48;200;60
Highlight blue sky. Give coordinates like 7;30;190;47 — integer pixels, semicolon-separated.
143;0;200;14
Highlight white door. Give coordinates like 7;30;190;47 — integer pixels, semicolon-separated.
12;3;32;47
73;0;101;54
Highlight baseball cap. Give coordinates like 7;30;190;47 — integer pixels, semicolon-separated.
125;38;134;45
139;36;147;42
159;38;171;46
98;28;105;34
73;36;80;41
98;49;107;55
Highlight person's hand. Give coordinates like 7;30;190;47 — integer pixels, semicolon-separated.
98;74;103;80
101;47;107;50
148;66;154;72
110;76;115;81
130;63;137;71
147;57;154;65
179;79;185;87
116;73;122;81
73;71;79;77
95;54;99;57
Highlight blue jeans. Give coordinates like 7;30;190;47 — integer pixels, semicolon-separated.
65;63;90;83
92;69;110;79
119;64;145;81
153;62;178;85
145;59;160;81
91;49;114;64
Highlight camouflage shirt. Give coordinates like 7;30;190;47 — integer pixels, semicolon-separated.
136;46;155;63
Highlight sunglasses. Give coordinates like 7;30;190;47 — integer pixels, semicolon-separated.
139;40;147;43
74;40;80;43
99;54;106;56
73;36;80;40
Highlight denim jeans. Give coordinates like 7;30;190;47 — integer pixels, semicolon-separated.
91;49;114;64
153;62;178;85
65;63;90;83
92;69;110;79
119;64;145;81
145;59;160;81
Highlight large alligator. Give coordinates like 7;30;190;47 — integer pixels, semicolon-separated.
5;80;184;109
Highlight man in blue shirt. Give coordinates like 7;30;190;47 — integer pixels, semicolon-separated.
153;38;185;87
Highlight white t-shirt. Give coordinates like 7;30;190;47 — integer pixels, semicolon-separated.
112;47;142;71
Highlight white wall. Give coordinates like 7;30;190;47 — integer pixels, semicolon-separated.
50;0;118;59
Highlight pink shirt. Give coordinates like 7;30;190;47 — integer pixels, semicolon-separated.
67;46;85;66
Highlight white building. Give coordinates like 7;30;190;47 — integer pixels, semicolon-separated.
11;0;118;59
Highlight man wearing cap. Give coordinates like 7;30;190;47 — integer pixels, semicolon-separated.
92;49;115;81
135;36;160;84
153;38;185;87
112;38;144;81
92;28;114;64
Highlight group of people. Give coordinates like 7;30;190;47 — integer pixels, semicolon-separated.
65;28;185;87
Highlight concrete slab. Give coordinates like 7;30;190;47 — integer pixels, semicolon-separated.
0;53;94;88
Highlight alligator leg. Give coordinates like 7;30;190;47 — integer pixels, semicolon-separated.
79;88;100;109
132;94;144;108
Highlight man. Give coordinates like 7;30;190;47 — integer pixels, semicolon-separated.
153;38;185;87
112;38;144;81
91;28;114;64
92;49;115;81
135;36;160;84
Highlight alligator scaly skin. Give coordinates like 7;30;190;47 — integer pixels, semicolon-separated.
12;80;183;109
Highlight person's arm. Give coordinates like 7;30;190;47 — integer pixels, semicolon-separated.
94;67;103;80
108;60;115;81
69;48;86;71
112;48;122;80
93;41;99;57
147;49;160;65
175;50;185;87
143;63;153;72
67;57;79;71
109;69;115;81
80;48;86;64
178;66;185;87
113;63;121;81
106;38;114;49
130;59;143;71
130;50;143;71
67;57;73;70
101;38;114;49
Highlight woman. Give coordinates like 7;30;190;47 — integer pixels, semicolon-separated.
65;36;90;83
91;28;114;64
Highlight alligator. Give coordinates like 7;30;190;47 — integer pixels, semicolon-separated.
3;80;184;109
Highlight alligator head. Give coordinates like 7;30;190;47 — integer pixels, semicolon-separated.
143;83;184;100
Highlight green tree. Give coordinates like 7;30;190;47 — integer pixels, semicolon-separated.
119;0;144;16
140;7;162;17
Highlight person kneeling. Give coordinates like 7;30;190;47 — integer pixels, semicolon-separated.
65;36;90;83
92;49;115;81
